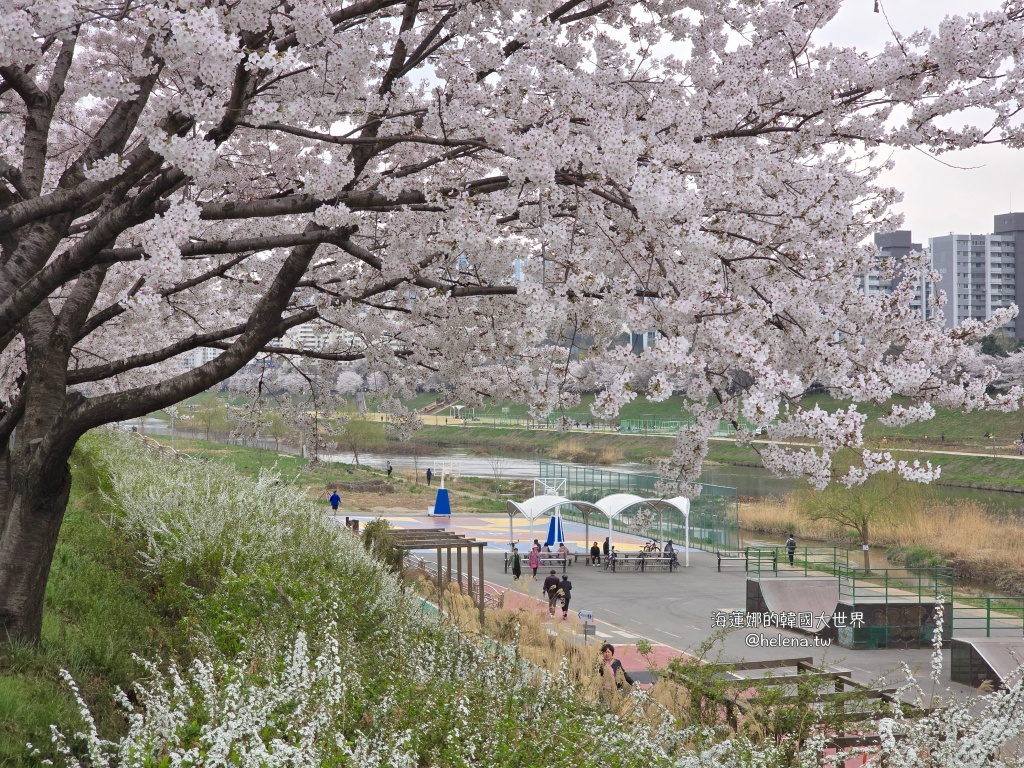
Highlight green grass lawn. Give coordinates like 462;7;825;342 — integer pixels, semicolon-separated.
802;394;1024;444
183;388;1024;448
440;392;1024;450
0;441;175;767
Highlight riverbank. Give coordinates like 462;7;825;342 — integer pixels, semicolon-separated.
149;433;1024;594
406;425;1024;494
740;497;1024;594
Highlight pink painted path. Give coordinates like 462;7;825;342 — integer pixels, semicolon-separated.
489;577;689;672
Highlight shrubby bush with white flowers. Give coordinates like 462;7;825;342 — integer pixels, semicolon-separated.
48;432;1024;767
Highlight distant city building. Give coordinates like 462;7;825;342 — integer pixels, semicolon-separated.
179;347;220;370
280;323;355;352
630;330;658;354
930;213;1022;337
862;231;935;321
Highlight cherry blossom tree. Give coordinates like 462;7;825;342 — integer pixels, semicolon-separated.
4;0;1024;642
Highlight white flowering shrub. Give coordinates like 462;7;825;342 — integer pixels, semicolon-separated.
48;434;1024;767
85;431;404;654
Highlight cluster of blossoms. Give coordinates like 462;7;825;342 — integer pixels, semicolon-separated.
4;0;1024;496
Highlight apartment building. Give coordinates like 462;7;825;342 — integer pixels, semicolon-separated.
178;346;220;370
861;231;935;321
929;214;1022;337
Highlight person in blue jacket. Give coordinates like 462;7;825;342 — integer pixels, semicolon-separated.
329;490;340;512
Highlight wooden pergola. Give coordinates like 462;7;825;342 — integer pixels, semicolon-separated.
391;528;488;624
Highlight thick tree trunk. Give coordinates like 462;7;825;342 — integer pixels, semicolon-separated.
0;451;73;643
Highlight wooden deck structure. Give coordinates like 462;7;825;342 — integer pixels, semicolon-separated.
391;528;488;624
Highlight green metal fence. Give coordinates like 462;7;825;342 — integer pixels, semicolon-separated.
448;413;767;436
617;417;767;436
538;461;740;550
838;566;954;606
951;597;1024;637
745;546;850;579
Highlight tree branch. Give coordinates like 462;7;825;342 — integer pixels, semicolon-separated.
66;228;328;432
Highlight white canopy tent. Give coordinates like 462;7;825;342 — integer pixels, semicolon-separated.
505;496;599;546
505;494;691;565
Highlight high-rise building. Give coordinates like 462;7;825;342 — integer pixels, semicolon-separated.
863;231;934;321
929;215;1020;336
178;346;220;370
993;213;1024;339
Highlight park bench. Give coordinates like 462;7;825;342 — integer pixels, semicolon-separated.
504;553;570;573
717;550;748;571
604;551;676;573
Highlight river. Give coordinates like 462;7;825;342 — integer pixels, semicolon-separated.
120;418;1024;517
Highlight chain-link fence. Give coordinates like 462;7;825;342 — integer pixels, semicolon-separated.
537;461;739;550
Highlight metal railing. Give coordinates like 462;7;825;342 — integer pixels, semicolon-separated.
402;553;503;607
745;547;778;577
442;413;767;436
746;546;850;579
837;566;954;606
951;597;1024;637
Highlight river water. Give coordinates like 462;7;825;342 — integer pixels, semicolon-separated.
120;418;1024;516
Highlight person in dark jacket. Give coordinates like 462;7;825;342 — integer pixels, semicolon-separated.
425;467;433;486
511;547;522;581
600;644;634;690
785;534;796;566
558;574;572;618
590;541;601;566
603;537;610;557
664;539;677;565
543;570;561;618
329;491;340;512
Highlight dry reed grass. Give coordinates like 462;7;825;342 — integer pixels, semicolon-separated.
409;576;700;724
741;496;1024;575
549;438;625;465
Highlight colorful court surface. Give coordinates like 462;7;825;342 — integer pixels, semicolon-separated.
336;513;698;554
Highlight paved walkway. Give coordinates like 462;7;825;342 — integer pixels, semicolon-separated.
351;512;982;696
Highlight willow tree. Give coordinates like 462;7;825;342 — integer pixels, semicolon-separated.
2;0;1024;642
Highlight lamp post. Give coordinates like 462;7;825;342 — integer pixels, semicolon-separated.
168;406;177;450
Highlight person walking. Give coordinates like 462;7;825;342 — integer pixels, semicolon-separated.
426;467;433;486
511;547;522;582
329;490;340;513
529;546;540;579
590;541;601;566
543;570;561;618
599;644;634;690
386;460;393;477
558;573;573;619
785;533;796;566
603;537;610;558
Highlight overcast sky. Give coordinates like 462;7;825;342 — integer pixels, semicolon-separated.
817;1;1024;243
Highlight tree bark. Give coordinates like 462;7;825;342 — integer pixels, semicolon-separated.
0;448;72;643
